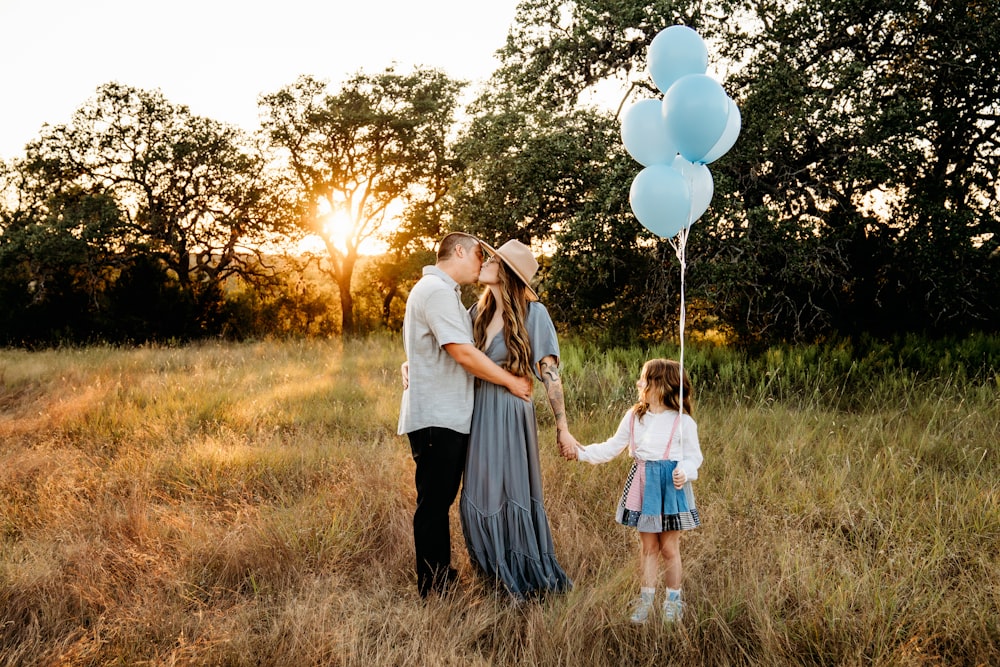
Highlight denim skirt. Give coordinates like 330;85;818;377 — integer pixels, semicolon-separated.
615;459;701;533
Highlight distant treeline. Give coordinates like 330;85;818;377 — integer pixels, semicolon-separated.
2;0;998;347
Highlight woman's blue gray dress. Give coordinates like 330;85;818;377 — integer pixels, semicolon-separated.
459;302;571;599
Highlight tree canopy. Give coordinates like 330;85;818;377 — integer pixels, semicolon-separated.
468;0;1000;343
1;83;295;343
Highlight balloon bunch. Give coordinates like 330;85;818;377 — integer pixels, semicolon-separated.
620;25;741;417
621;25;741;239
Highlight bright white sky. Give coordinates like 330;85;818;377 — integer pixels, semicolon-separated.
0;0;523;161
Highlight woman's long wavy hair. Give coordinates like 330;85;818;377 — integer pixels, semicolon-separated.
633;358;694;420
473;262;533;378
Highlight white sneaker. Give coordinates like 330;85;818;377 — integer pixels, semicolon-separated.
629;592;655;624
663;591;684;623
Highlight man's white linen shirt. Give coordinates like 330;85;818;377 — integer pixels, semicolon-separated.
397;266;476;435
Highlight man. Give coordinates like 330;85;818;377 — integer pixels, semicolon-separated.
398;231;533;598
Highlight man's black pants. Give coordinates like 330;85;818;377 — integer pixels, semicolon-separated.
407;426;468;597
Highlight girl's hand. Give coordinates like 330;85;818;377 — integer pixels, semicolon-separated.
672;468;687;489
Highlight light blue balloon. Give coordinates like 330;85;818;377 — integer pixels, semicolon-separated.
620;99;678;166
629;164;691;238
662;74;731;163
647;25;708;94
671;155;714;225
701;97;742;163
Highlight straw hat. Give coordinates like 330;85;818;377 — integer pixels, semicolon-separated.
479;239;539;301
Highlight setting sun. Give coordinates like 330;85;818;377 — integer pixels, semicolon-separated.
296;197;393;256
322;208;355;254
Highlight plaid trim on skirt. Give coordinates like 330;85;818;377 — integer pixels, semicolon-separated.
615;459;701;533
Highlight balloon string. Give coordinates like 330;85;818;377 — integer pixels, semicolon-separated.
667;192;692;451
676;227;687;446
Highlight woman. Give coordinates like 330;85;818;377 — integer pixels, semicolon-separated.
459;239;577;600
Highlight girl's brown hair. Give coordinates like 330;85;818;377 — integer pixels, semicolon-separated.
633;358;694;420
473;262;533;377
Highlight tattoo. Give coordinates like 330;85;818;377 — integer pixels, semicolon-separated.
540;356;568;429
541;363;560;385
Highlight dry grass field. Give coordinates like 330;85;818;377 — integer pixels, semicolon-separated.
1;337;997;665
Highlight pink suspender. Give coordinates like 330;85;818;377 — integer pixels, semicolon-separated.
629;410;682;459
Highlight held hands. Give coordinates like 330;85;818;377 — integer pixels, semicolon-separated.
672;468;687;489
401;361;409;390
558;429;581;460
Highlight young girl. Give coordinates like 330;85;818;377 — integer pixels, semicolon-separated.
562;358;703;624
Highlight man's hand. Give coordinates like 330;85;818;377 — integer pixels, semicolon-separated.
401;361;409;389
507;375;533;401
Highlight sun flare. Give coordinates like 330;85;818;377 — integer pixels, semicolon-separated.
323;209;355;251
295;196;395;256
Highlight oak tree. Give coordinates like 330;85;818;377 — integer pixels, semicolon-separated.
260;68;463;334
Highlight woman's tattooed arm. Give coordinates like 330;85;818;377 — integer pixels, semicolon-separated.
539;355;578;452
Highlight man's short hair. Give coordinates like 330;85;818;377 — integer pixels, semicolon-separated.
437;231;480;261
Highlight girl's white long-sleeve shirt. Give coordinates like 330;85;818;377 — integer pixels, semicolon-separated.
577;409;703;481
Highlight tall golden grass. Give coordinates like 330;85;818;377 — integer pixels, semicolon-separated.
1;337;997;666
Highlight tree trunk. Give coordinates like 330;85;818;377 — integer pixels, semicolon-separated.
335;276;352;335
382;286;398;326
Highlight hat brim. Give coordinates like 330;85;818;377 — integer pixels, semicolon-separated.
478;239;539;301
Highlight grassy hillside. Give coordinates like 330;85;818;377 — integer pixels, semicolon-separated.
1;337;997;665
